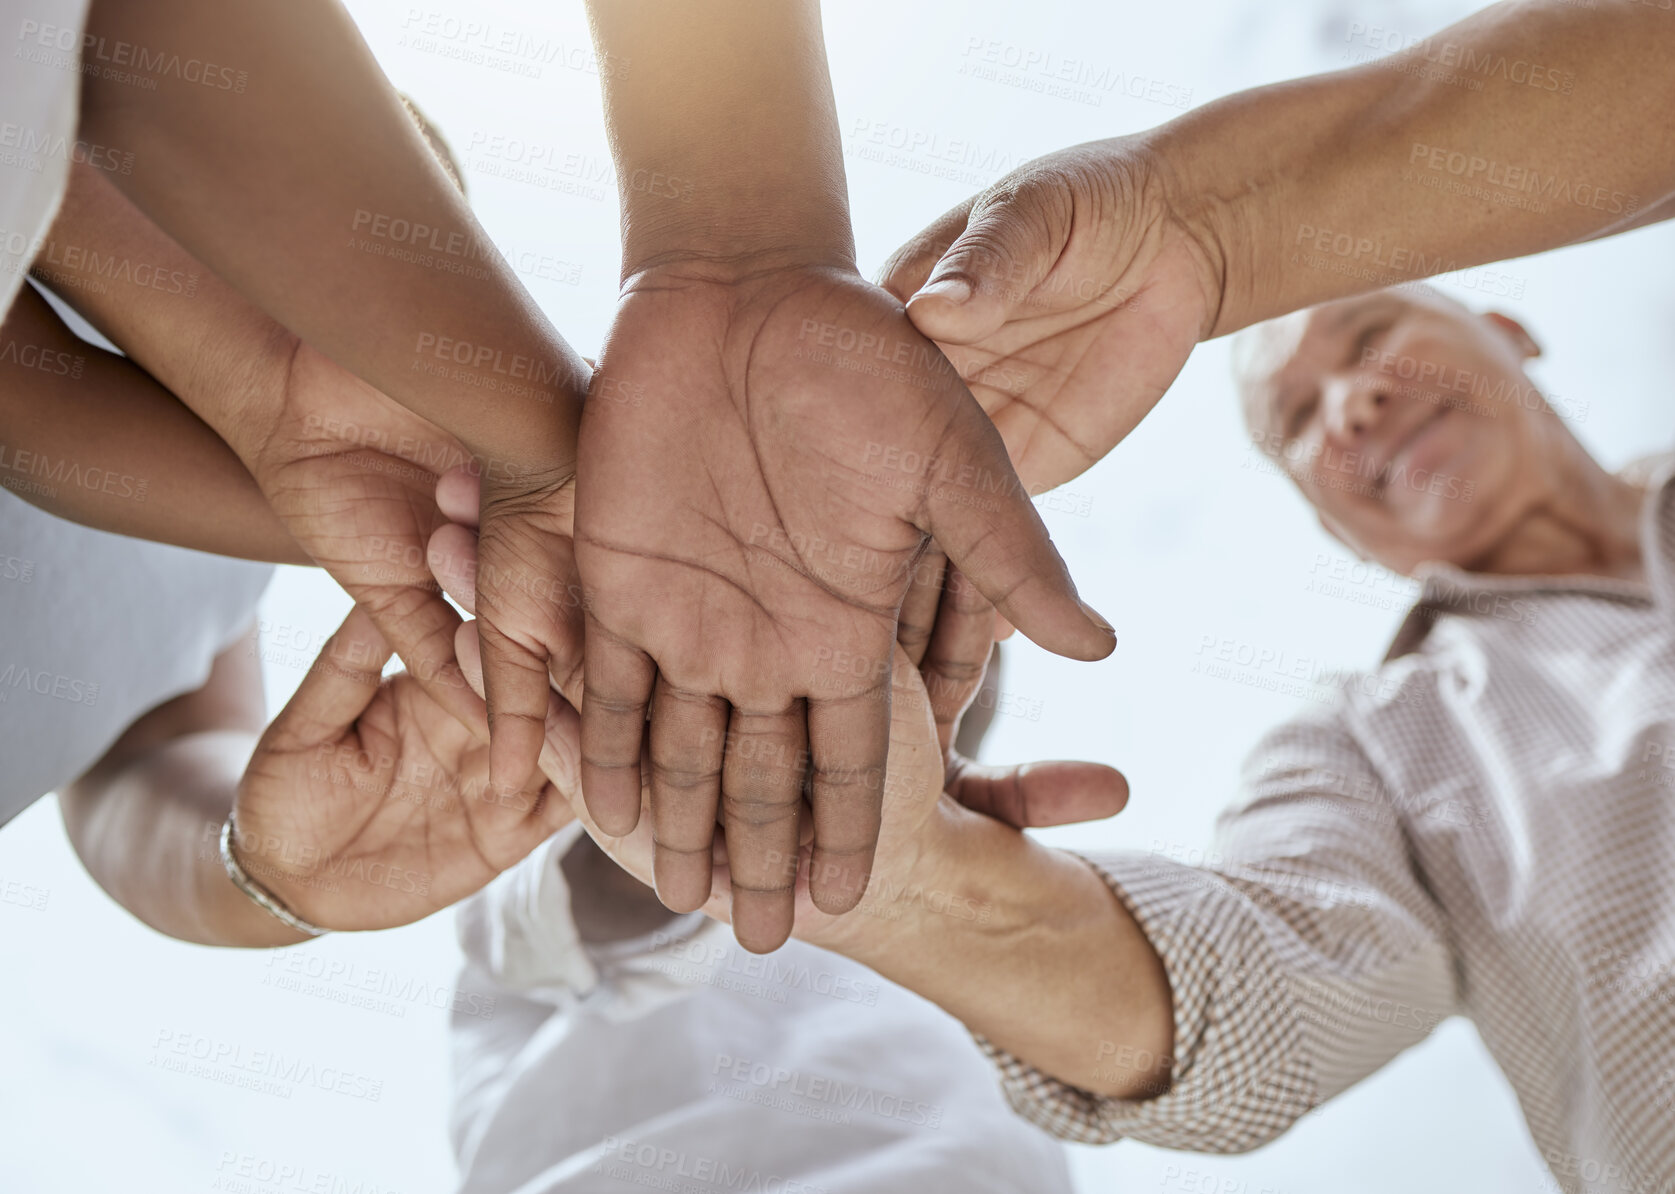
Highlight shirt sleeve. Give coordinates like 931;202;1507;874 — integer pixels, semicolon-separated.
980;708;1458;1152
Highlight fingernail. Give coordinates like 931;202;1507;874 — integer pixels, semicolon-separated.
911;276;972;306
1079;599;1115;636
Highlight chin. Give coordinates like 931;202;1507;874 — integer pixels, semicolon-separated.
1382;501;1507;572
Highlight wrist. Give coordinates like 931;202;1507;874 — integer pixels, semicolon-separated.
189;813;315;948
185;321;299;467
618;222;856;290
799;798;987;964
1141;69;1405;337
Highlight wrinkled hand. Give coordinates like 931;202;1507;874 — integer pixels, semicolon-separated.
231;607;571;930
573;263;1115;951
880;138;1224;493
236;339;483;728
237;341;585;775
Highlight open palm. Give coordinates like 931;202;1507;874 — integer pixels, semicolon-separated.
233;607;570;930
879;139;1223;494
574;264;1113;951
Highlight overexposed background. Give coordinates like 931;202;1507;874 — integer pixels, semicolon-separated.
3;0;1672;1191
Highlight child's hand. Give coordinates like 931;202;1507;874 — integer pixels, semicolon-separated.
879;138;1224;497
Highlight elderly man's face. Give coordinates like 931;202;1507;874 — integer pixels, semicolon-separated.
1241;289;1549;575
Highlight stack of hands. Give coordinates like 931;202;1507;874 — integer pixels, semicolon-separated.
10;0;1672;1009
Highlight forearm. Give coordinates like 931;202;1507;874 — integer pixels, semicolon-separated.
1153;0;1675;335
78;0;586;471
812;804;1174;1099
0;283;305;563
60;729;309;947
34;163;297;464
584;0;854;273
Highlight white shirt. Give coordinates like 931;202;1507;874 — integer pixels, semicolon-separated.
449;826;1075;1194
0;487;271;826
1;0;91;319
989;469;1675;1194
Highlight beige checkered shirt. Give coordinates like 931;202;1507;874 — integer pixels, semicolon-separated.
985;473;1675;1194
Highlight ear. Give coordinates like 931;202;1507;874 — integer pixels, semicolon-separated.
1482;311;1541;360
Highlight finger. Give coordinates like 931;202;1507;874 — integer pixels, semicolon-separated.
647;677;727;914
427;522;478;613
993;611;1017;642
457;620;579;798
355;582;484;733
580;616;656;836
263;605;391;753
919;565;997;752
902;181;1068;346
436;466;481;528
720;704;807;953
876;197;977;304
923;403;1115;662
475;500;582;799
806;687;889;916
895;546;947;668
946;758;1129;828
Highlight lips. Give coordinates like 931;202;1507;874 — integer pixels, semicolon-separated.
1371;409;1448;495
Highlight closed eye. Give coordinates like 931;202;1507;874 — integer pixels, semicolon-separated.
1284;394;1319;442
1351;319;1395;365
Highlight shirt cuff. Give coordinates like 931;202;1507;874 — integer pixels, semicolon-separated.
977;851;1318;1152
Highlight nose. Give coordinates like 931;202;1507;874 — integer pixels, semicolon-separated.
1322;372;1389;446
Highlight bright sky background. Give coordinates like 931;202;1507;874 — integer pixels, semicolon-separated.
3;0;1672;1191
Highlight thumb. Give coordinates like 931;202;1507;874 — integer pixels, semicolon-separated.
946;757;1129;828
921;404;1114;662
902;181;1067;346
262;605;392;753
